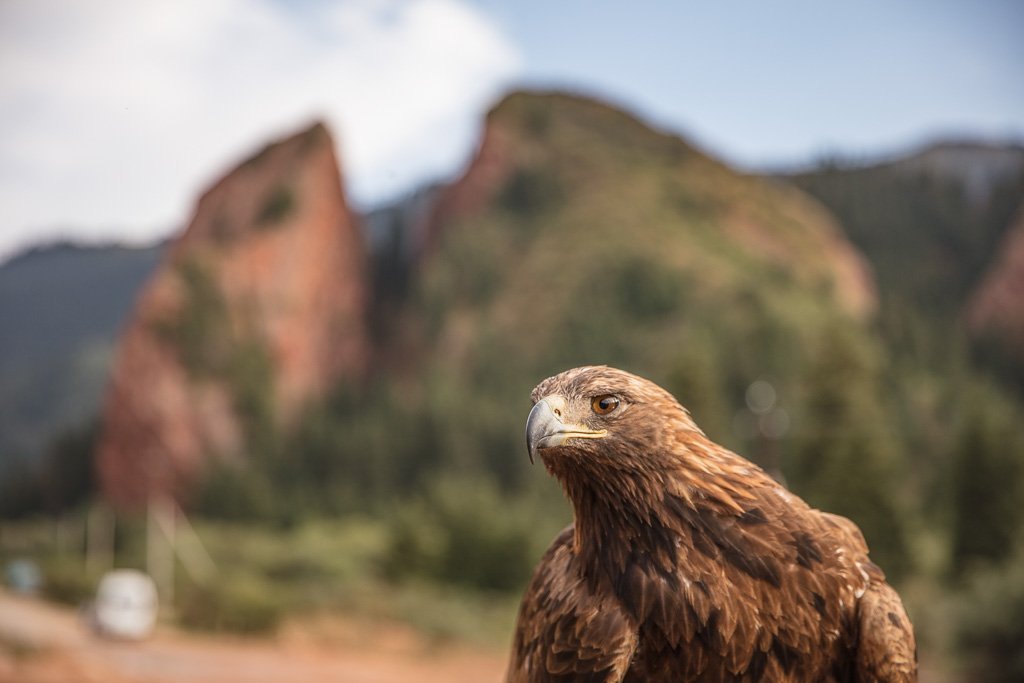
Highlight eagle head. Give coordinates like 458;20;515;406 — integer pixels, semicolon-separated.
526;365;701;469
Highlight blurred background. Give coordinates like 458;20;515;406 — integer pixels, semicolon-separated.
1;1;1023;681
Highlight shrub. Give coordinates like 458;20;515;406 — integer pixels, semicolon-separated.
257;185;295;226
381;477;538;592
177;574;286;635
499;168;562;216
949;383;1024;576
40;558;102;607
614;257;685;321
956;547;1024;682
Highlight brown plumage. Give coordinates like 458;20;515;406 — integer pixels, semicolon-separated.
508;366;916;682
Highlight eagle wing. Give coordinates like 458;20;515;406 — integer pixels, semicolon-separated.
822;512;918;680
856;581;918;681
506;526;638;683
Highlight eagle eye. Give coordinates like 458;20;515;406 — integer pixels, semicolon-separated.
591;395;620;415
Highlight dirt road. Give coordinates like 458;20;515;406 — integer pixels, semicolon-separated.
0;590;507;683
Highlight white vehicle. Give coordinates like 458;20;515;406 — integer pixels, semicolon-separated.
92;569;158;640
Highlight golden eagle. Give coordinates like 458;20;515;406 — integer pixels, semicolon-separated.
508;366;916;682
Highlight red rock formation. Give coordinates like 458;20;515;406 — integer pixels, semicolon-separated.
416;114;514;255
97;123;369;509
968;204;1024;354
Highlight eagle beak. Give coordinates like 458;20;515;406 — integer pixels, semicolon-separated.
526;396;607;464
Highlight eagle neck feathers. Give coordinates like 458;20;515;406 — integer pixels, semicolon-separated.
555;433;759;591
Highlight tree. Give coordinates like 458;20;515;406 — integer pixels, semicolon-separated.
40;421;97;514
949;381;1024;576
956;543;1024;682
786;324;912;579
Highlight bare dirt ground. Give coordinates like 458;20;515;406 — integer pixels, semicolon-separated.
0;590;507;683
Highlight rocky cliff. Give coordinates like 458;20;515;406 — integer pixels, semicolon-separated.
968;204;1024;359
97;123;369;508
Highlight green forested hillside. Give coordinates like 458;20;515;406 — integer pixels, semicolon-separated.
789;143;1024;316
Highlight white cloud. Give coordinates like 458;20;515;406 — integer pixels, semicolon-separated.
0;0;521;259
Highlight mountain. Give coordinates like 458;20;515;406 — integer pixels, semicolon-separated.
389;91;881;480
96;122;370;508
788;142;1024;316
0;241;163;468
413;91;875;381
968;204;1024;370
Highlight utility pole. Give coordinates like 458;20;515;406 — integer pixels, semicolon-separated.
147;495;176;615
145;495;217;618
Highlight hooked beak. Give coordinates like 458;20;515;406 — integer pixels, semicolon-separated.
526;396;607;464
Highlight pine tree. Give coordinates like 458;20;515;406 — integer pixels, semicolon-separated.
787;324;912;579
950;382;1024;576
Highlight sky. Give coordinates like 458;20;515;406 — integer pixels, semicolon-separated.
1;0;1022;260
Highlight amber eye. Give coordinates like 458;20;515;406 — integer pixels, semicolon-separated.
591;395;619;415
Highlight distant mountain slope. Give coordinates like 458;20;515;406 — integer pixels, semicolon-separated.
788;142;1024;315
967;204;1024;372
416;90;876;363
0;241;163;466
